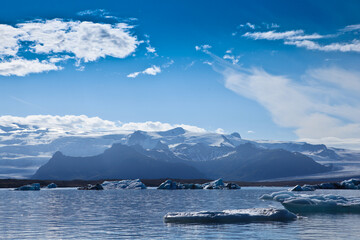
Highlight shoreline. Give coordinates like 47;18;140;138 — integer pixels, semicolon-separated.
0;176;359;188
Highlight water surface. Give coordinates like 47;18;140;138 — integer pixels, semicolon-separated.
1;187;360;239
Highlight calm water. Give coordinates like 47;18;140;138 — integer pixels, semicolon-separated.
1;187;360;239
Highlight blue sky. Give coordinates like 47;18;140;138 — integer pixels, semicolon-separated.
1;0;360;148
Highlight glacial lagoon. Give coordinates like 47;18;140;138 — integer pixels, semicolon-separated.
1;187;360;239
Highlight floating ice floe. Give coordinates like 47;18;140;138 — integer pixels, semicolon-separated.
260;191;360;213
164;208;297;223
15;183;41;191
102;179;147;189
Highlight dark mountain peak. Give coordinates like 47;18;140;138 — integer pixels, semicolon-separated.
53;151;64;158
33;142;204;180
127;130;148;144
158;127;186;136
230;132;241;138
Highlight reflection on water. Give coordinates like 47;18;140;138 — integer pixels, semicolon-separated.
1;187;360;239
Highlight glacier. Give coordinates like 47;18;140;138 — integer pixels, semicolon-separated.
102;179;147;190
164;208;297;223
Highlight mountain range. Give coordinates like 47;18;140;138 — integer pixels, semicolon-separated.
1;125;359;180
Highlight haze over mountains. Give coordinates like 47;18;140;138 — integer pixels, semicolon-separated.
1;124;359;180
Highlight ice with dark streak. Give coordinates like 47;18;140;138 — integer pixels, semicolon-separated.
164;208;297;223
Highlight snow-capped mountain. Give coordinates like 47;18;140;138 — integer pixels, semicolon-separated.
0;125;357;179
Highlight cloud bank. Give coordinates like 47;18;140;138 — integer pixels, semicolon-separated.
0;115;206;145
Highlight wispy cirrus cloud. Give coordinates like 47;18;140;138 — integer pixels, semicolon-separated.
243;30;324;41
0;18;140;76
241;24;360;53
285;39;360;53
199;47;360;149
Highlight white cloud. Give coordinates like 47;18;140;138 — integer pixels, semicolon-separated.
0;18;140;76
127;60;173;78
239;22;256;29
0;24;23;57
0;58;61;76
146;46;156;53
341;24;360;32
195;44;212;52
127;65;161;78
247;130;255;134
18;19;139;62
307;67;360;93
243;30;324;41
223;53;240;65
285;39;360;53
143;65;161;75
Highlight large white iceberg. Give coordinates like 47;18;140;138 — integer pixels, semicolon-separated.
260;191;360;213
164;208;297;223
102;179;147;190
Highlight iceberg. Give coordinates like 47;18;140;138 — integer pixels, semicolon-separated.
15;183;40;191
157;180;203;189
290;185;315;191
158;179;182;190
157;180;202;189
295;178;360;190
202;179;241;190
46;183;57;188
102;179;147;190
164;208;297;223
340;179;360;189
261;191;360;213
